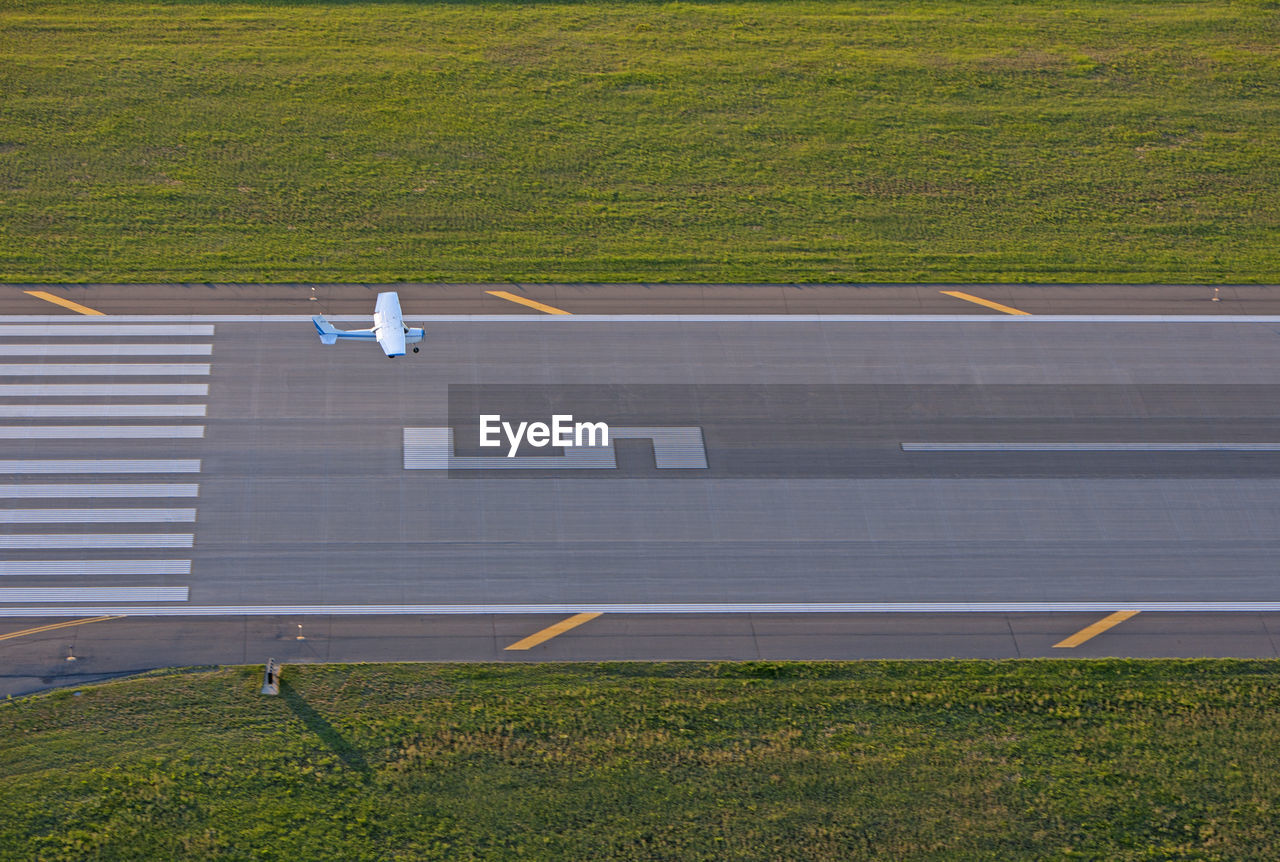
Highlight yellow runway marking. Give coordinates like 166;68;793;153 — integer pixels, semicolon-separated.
1053;610;1140;648
0;615;122;643
23;291;106;316
485;290;571;315
504;612;602;650
940;290;1031;316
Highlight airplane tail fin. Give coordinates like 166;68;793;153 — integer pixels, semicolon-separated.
312;315;340;345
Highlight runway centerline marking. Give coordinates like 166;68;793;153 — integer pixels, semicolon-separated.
485;290;572;315
504;612;602;650
21;291;105;316
1054;610;1141;648
940;290;1031;316
0;615;122;643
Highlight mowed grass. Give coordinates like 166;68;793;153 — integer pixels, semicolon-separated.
1;662;1279;860
1;1;1278;283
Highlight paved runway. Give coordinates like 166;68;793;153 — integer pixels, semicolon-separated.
4;295;1280;692
3;281;1278;316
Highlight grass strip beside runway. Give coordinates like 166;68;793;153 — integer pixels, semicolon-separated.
2;661;1279;860
1;1;1278;283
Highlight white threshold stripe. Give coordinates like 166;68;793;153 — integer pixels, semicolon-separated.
0;534;194;548
0;384;208;397
0;404;206;418
0;484;199;498
903;442;1280;452
0;324;214;335
0;425;204;439
0;460;200;473
0;509;196;524
0;363;209;376
0;587;188;602
2;601;1280;618
0;344;212;356
0;560;190;576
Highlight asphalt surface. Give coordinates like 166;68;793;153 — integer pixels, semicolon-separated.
3;283;1280;695
2;281;1277;316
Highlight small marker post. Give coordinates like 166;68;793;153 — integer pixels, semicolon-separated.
1211;287;1221;302
261;658;281;695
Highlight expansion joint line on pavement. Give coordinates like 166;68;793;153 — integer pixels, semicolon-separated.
505;612;602;650
1053;610;1140;648
0;615;123;643
22;291;105;316
940;290;1031;316
485;290;572;315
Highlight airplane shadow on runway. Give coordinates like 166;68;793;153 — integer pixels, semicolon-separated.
278;681;372;780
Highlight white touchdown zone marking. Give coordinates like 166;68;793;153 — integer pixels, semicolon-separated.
0;460;201;473
0;404;206;418
0;384;208;396
0;509;196;524
0;325;214;336
0;363;209;376
0;426;204;439
0;533;195;549
0;344;213;356
0;560;191;576
0;587;189;602
0;484;199;498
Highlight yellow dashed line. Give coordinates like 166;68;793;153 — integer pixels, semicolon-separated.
0;615;122;643
1053;610;1140;648
504;612;602;650
23;291;106;316
940;290;1031;316
485;290;571;315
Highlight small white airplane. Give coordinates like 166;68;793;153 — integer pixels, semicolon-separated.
312;291;424;358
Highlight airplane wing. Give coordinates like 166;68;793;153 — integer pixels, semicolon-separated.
377;325;406;358
374;292;407;357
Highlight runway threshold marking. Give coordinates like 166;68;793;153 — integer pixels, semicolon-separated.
940;290;1031;316
22;291;105;316
504;612;602;650
0;615;122;643
485;290;572;315
1053;610;1140;648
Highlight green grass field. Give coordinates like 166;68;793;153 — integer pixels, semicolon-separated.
1;1;1278;283
2;661;1279;860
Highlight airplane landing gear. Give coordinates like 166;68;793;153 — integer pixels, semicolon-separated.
412;347;419;353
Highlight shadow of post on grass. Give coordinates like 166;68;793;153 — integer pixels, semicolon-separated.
279;680;372;780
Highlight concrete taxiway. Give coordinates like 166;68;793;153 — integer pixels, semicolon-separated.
3;288;1280;694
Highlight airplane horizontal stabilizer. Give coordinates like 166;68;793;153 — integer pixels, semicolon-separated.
312;316;340;345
